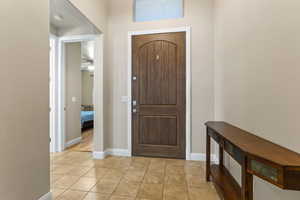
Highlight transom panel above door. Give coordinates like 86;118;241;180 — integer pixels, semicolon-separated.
132;32;186;159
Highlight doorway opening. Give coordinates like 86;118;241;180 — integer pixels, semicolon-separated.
49;0;104;155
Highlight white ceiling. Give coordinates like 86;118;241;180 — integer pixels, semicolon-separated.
50;0;100;36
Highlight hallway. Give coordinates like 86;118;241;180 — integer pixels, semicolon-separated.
67;130;93;152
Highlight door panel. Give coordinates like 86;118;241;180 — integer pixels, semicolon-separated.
140;116;177;146
132;32;186;159
139;40;177;105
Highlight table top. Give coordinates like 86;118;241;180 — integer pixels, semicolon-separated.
206;121;300;167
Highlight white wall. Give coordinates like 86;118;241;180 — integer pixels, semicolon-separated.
214;0;300;199
105;0;215;153
0;0;49;199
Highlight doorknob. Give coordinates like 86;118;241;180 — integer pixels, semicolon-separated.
132;108;137;113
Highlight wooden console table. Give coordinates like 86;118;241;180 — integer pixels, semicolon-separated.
205;122;300;200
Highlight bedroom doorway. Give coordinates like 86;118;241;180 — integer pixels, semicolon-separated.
72;40;95;152
58;36;102;153
49;0;104;156
63;40;96;152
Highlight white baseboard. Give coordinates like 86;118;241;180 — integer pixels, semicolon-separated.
93;151;106;159
105;148;131;157
92;149;217;163
189;153;218;163
93;149;130;159
38;192;52;200
65;137;82;148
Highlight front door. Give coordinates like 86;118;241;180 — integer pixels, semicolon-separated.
132;32;186;159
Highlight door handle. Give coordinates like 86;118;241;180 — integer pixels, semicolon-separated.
132;108;137;113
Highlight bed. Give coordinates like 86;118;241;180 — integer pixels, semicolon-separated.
81;110;94;130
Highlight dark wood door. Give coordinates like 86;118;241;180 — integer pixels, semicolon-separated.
132;32;186;159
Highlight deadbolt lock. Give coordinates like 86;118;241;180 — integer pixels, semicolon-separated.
132;100;137;106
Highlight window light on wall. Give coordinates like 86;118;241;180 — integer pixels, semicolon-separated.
134;0;184;22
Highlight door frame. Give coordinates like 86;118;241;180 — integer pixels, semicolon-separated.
56;34;104;155
127;27;191;160
49;34;58;153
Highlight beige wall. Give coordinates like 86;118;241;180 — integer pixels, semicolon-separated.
0;0;49;200
214;0;300;199
70;0;108;152
105;0;215;152
82;71;94;105
66;43;82;143
70;0;107;33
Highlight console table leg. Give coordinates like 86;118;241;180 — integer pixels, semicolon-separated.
206;131;211;182
219;145;224;166
242;157;253;200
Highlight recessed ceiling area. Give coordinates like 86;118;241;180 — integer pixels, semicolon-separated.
50;0;100;36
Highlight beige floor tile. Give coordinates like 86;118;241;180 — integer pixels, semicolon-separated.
53;176;81;189
164;184;188;200
164;174;186;185
188;187;220;200
186;174;206;187
83;167;109;179
166;159;186;166
133;157;151;164
109;196;135;200
147;163;165;174
185;165;204;176
51;174;64;184
185;160;203;167
112;180;140;197
137;183;163;200
128;162;148;171
78;160;97;167
67;166;93;177
57;190;87;200
52;165;74;175
102;169;124;182
143;172;164;184
83;192;110;200
123;170;145;183
51;153;219;200
51;188;66;199
165;165;185;175
91;179;119;195
71;177;99;192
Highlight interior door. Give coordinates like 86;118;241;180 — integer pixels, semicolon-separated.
65;42;82;146
132;32;186;159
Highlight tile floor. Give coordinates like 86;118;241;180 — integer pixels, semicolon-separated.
68;129;93;152
51;151;220;200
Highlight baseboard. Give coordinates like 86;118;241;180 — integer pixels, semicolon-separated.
93;149;131;159
93;151;106;159
65;137;82;148
190;153;218;163
93;149;217;163
38;192;52;200
105;148;131;157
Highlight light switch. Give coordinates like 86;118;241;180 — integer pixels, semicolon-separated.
72;97;77;102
